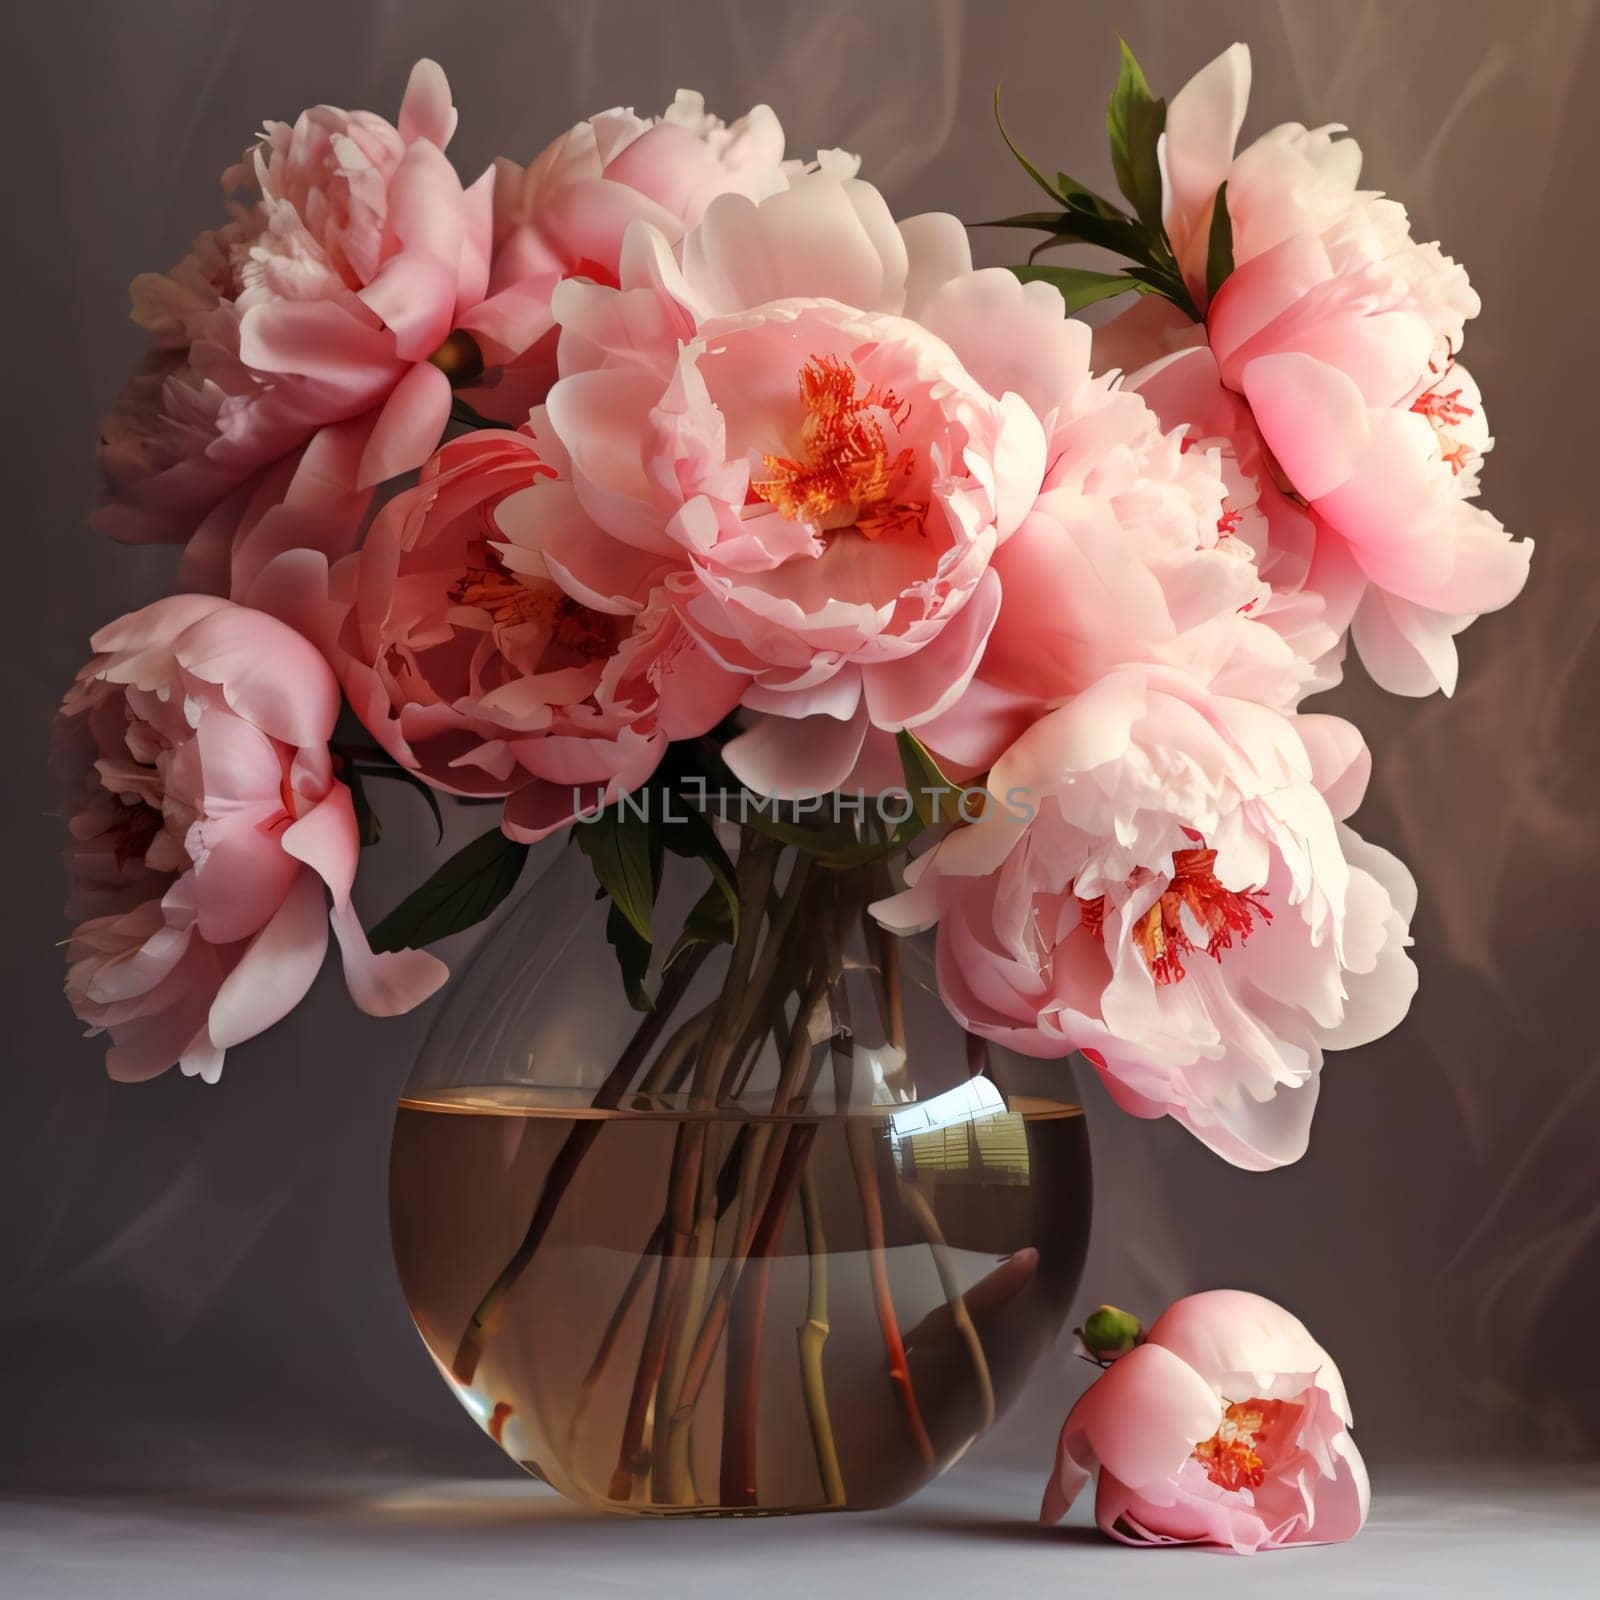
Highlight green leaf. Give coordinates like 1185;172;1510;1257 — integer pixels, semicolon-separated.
606;901;654;1011
1011;264;1152;313
1106;39;1167;235
1058;177;1130;223
977;206;1161;272
1204;179;1234;303
664;879;737;973
369;827;529;953
896;729;963;829
574;803;657;943
993;86;1065;205
658;802;739;937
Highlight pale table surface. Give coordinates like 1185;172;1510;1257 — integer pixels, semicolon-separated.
4;1462;1597;1597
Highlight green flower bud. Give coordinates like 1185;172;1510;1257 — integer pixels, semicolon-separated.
1080;1303;1143;1360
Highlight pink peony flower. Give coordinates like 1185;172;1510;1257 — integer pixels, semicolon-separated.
874;667;1416;1169
460;91;797;424
1103;43;1530;696
875;230;1311;779
58;595;446;1082
525;167;1064;796
262;427;745;842
1043;1290;1368;1552
95;61;495;597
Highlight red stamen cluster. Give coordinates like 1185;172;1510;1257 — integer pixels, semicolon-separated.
1077;847;1272;986
751;354;925;539
450;541;621;659
1194;1399;1285;1492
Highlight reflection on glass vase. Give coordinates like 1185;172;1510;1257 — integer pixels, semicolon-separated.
389;836;1091;1515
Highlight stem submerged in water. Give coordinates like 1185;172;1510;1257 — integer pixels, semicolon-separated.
796;1168;846;1506
457;836;967;1510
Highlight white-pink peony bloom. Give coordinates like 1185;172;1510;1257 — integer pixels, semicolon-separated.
58;595;446;1083
1104;43;1530;696
1043;1290;1369;1552
521;166;1073;796
461;90;798;423
874;667;1416;1169
95;61;495;597
878;228;1311;778
260;426;745;842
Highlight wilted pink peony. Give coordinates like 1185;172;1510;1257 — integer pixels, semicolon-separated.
58;595;446;1082
266;427;745;842
531;167;1065;796
1043;1290;1368;1552
461;91;797;423
874;667;1416;1169
1107;43;1531;696
96;61;496;597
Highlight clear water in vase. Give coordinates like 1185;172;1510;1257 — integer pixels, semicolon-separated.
392;1085;1088;1513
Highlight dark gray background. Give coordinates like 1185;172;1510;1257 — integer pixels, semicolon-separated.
5;0;1598;1500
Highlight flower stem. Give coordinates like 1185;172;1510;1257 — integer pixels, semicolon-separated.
719;1123;816;1505
845;1109;936;1466
448;943;711;1385
898;1182;995;1435
796;1168;846;1507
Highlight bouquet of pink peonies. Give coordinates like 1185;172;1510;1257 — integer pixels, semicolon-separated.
61;39;1529;1181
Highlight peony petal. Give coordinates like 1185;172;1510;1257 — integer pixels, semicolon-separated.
1146;1289;1353;1426
722;702;870;799
357;360;453;487
861;567;1001;730
397;58;457;149
328;896;449;1017
1159;42;1252;303
1242;352;1371;501
173;604;341;749
281;786;361;911
1295;713;1371;820
205;869;329;1050
1042;1342;1222;1525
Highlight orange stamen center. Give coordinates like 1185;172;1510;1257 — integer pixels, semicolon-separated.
1077;847;1271;986
1194;1399;1286;1492
449;542;621;659
750;354;925;539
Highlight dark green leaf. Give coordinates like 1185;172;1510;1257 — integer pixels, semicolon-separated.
1059;177;1130;223
1106;39;1167;235
574;803;657;942
1011;264;1153;313
664;879;737;973
993;85;1065;205
606;902;654;1011
972;211;1075;232
658;800;739;936
896;729;963;829
1123;262;1201;321
1204;179;1234;303
976;206;1157;265
369;827;528;953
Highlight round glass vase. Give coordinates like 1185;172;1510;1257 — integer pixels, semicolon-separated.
390;835;1091;1515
